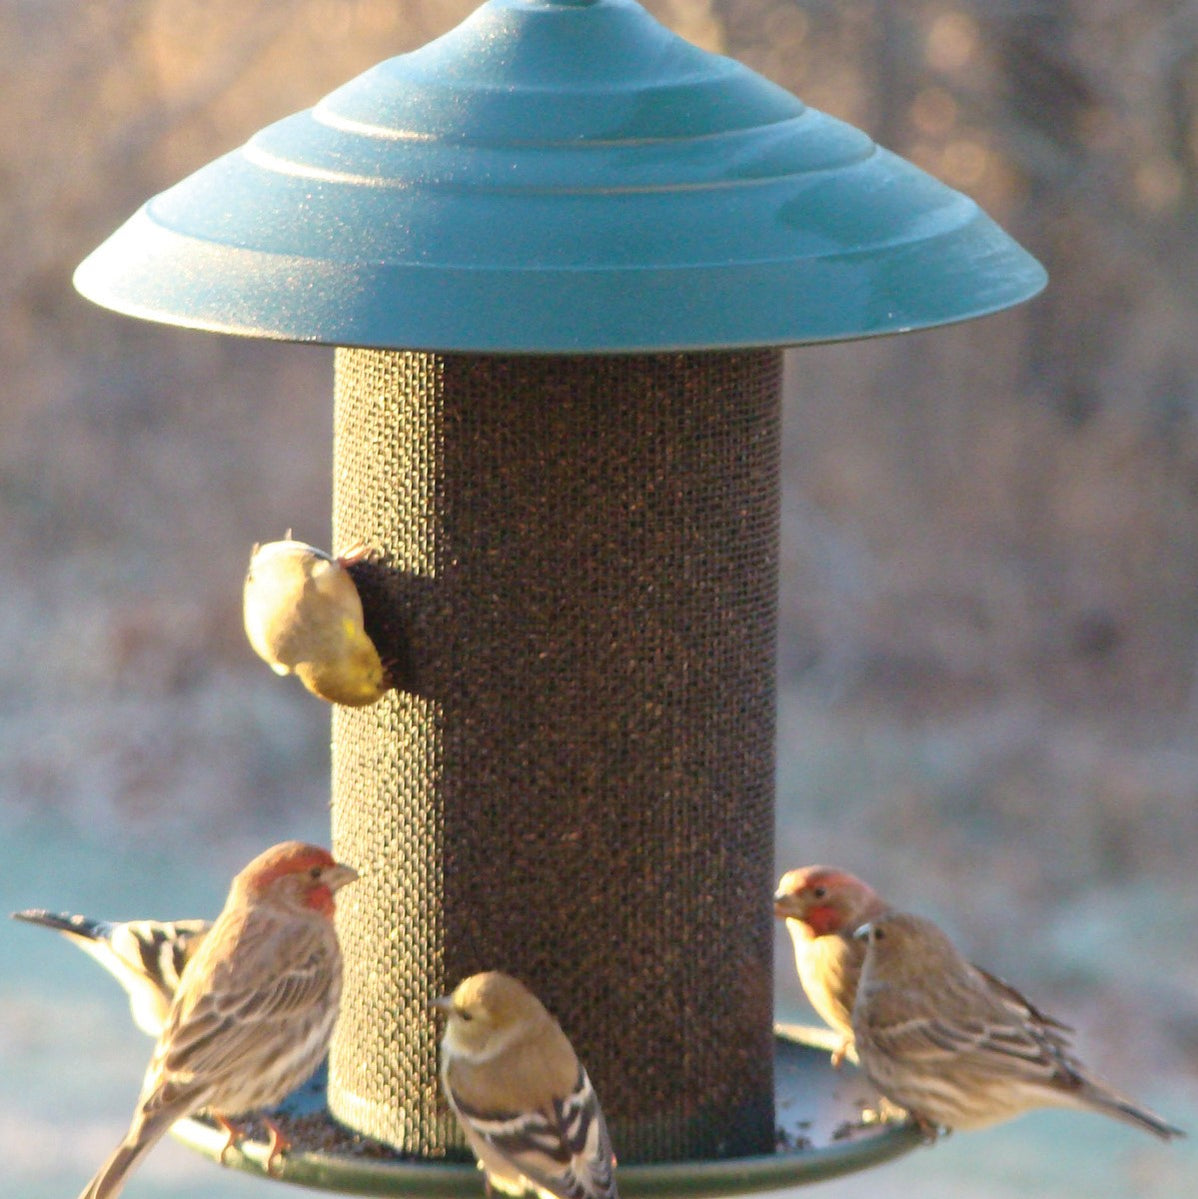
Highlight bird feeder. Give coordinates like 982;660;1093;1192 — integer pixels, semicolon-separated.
74;0;1045;1193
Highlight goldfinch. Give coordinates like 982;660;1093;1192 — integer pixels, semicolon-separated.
434;972;618;1199
243;537;388;706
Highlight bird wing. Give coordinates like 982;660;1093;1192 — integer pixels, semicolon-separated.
865;985;1082;1085
451;1067;618;1199
11;910;211;1037
145;910;334;1102
973;964;1074;1037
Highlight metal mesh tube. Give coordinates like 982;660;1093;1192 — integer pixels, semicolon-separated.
328;349;781;1163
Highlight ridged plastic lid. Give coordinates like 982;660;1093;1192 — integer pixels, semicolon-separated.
74;0;1045;352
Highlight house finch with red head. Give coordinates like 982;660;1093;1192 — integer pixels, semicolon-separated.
773;865;888;1065
852;910;1184;1141
12;910;209;1038
78;841;358;1199
243;537;389;706
434;971;619;1199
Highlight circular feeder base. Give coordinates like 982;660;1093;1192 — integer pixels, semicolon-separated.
170;1025;921;1195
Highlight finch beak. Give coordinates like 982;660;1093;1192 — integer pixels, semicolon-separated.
326;863;360;892
853;922;872;942
429;994;454;1014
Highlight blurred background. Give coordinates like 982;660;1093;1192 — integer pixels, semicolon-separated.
1;1;1196;1196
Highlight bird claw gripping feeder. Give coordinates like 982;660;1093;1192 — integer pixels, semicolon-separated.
75;0;1045;1193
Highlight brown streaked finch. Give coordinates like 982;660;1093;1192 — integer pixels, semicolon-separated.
243;537;389;706
774;866;1071;1069
773;865;888;1065
852;910;1184;1142
11;910;210;1038
77;841;358;1199
433;971;619;1199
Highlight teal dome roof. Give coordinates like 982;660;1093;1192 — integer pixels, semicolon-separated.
74;0;1045;352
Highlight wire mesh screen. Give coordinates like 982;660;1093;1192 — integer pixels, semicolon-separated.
329;349;782;1163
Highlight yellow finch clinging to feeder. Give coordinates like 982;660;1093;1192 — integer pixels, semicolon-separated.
243;537;389;706
434;971;619;1199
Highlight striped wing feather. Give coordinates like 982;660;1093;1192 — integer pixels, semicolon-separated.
451;1067;617;1199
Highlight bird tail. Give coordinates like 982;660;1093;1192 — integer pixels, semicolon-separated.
11;909;209;1037
12;908;114;942
77;1109;177;1199
1084;1082;1185;1141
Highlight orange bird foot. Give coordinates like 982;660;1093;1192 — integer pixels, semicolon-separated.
263;1117;292;1175
213;1112;245;1164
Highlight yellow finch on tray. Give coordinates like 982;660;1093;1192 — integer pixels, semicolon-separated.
77;842;358;1199
852;910;1184;1142
11;909;209;1038
773;865;888;1065
434;971;619;1199
243;537;389;706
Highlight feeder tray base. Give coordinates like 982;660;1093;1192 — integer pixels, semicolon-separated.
171;1024;922;1195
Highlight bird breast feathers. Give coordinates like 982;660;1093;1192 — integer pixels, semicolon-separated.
446;1022;579;1115
151;908;337;1080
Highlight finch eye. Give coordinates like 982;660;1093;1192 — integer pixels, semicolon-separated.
873;927;886;941
811;886;827;899
309;866;322;881
457;1009;473;1022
